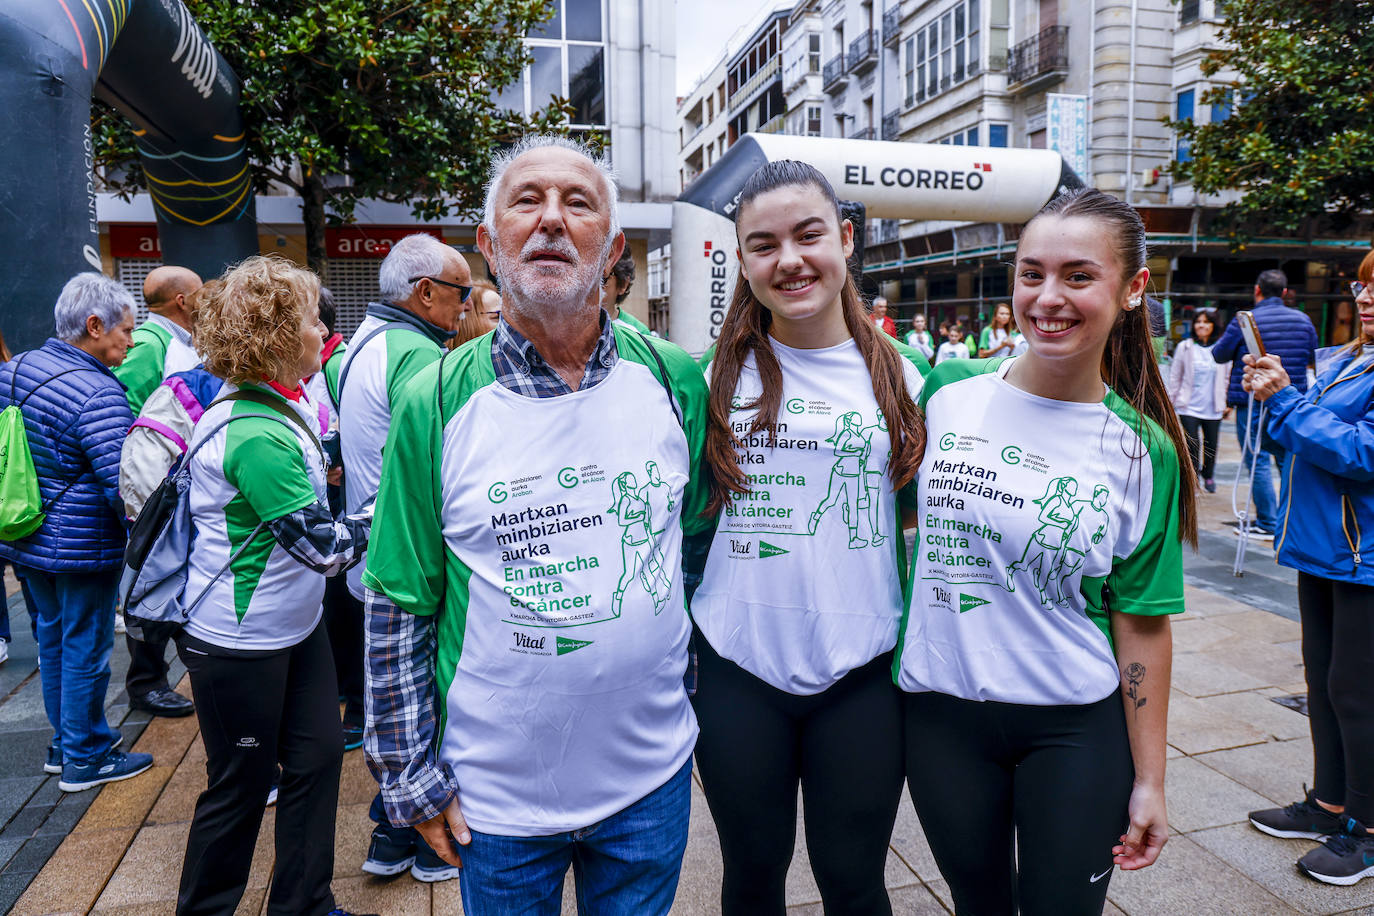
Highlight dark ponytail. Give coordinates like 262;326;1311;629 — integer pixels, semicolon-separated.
1026;189;1198;546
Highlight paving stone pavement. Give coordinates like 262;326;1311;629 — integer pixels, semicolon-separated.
7;438;1374;913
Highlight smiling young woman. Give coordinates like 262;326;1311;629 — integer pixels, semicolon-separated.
692;160;928;915
894;188;1197;915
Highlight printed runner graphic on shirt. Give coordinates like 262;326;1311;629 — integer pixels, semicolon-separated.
807;410;890;549
491;459;680;630
1004;478;1111;607
922;433;1109;612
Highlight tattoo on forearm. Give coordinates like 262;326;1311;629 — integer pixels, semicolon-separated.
1125;662;1147;714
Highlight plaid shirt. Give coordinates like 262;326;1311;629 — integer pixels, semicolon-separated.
363;312;620;827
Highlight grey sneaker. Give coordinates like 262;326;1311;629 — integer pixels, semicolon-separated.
1299;817;1374;886
1250;786;1344;840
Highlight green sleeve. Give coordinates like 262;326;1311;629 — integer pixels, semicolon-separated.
324;345;347;405
978;326;993;352
697;342;716;371
113;327;168;416
384;333;443;409
223;415;318;522
363;358;449;615
917;357;1005;411
1104;408;1186;617
886;337;933;381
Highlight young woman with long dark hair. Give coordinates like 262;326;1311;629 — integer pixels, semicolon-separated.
895;188;1196;914
1167;308;1229;492
978;302;1016;358
692;160;928;915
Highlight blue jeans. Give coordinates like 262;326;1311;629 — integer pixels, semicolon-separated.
1235;403;1286;534
458;759;692;916
16;566;120;765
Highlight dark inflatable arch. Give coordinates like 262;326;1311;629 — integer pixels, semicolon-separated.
1;0;258;350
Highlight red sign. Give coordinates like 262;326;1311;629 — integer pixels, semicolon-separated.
109;224;161;258
325;226;443;259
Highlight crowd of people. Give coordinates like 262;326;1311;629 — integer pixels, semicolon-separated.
0;132;1370;916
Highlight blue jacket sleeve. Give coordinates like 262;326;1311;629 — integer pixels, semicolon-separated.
76;387;134;522
1212;318;1243;364
1265;384;1374;482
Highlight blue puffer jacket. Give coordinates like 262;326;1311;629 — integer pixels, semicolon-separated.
1212;297;1319;406
0;339;133;572
1268;346;1374;586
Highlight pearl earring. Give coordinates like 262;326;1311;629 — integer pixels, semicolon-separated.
1127;296;1142;310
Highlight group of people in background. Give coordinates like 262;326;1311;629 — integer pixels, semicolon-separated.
0;131;1370;916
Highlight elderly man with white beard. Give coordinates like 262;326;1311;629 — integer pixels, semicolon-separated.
361;135;713;914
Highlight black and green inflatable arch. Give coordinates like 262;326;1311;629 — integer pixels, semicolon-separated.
1;0;258;350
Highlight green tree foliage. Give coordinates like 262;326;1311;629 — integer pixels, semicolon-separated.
1170;0;1374;247
94;0;572;271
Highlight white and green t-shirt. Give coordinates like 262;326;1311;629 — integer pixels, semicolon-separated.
184;384;328;651
979;326;1011;356
363;328;712;836
694;338;927;694
895;358;1184;706
338;316;445;598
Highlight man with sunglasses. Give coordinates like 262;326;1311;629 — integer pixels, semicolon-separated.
337;231;471;883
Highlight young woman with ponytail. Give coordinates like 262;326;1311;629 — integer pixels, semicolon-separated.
894;188;1196;914
691;160;928;916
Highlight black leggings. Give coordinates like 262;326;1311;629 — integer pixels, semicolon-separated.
176;622;343;916
904;690;1133;916
1178;414;1222;479
692;634;904;916
1299;572;1374;823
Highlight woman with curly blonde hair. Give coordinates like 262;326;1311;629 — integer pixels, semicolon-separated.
176;256;372;916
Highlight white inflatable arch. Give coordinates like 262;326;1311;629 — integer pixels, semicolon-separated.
670;133;1084;354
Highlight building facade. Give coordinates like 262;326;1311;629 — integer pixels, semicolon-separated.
98;0;673;336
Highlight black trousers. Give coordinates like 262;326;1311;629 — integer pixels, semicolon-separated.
323;574;364;727
904;690;1133;916
125;630;173;699
692;635;904;916
176;622;343;916
1299;572;1374;824
1178;414;1223;480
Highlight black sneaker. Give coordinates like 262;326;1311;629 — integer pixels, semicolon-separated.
1299;817;1374;886
361;823;417;877
1250;786;1345;840
410;838;460;883
342;723;364;752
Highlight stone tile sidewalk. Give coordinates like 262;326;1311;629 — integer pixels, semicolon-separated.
7;438;1374;914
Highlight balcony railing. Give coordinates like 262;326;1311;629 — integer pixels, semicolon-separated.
882;109;900;141
757;112;785;134
848;126;876;141
822;53;848;92
1006;25;1070;90
882;6;901;47
848;30;878;74
729;56;780;115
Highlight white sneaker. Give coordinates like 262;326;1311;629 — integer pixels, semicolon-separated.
114;613;126;635
0;639;7;665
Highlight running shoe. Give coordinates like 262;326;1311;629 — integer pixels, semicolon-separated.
1298;817;1374;886
1204;478;1216;493
1250;786;1344;840
361;823;417;877
342;723;364;752
47;733;123;776
0;638;8;665
411;839;461;883
59;749;153;793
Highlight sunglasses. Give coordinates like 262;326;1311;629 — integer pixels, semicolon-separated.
410;275;472;302
1352;281;1370;298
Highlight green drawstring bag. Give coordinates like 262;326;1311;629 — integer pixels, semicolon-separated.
0;403;43;540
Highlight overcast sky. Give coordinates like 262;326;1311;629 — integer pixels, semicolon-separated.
676;0;780;96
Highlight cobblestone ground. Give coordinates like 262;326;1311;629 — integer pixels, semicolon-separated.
4;438;1373;913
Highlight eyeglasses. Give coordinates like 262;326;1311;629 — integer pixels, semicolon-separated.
410;275;472;302
1352;281;1370;298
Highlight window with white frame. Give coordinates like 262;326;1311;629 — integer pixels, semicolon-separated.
495;0;606;128
806;105;823;136
904;36;916;106
938;125;980;146
915;0;980;104
809;34;822;72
